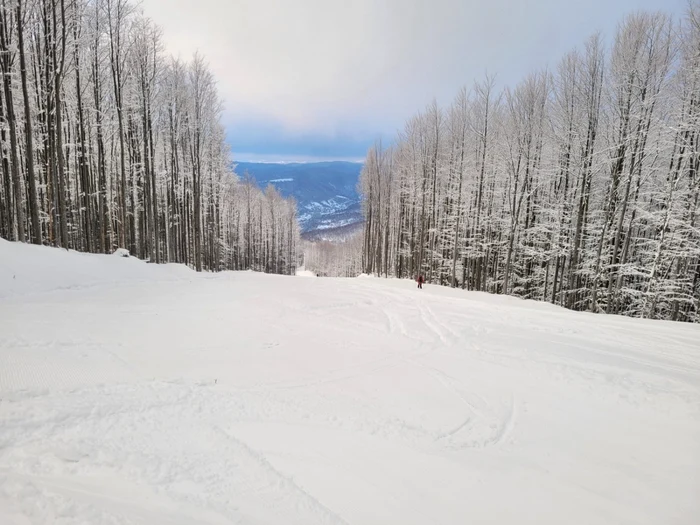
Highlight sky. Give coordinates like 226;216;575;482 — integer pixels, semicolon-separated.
140;0;689;162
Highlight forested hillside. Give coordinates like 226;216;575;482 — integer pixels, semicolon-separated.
236;161;363;233
0;0;299;274
360;7;700;322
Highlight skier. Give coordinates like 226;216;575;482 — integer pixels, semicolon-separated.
417;275;424;289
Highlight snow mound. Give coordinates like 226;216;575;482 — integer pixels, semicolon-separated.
1;240;699;524
0;239;193;299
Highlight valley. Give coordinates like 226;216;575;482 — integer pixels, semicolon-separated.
235;161;364;233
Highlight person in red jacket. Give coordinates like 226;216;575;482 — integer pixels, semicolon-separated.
417;275;424;289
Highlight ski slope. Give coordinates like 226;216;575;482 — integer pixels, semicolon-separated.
1;239;699;525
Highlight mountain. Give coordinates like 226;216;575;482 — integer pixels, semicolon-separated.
300;221;364;242
235;161;363;233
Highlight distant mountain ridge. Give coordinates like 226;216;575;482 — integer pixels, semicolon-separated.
235;161;363;233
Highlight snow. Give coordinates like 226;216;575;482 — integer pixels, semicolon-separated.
1;238;699;525
314;218;359;230
295;267;317;277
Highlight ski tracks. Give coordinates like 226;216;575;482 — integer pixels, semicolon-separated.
378;287;460;347
406;357;517;449
0;383;350;525
211;425;350;525
370;286;519;450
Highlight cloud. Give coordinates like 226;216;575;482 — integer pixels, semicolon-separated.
223;111;388;160
140;0;687;159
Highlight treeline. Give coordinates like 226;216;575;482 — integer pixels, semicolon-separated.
302;234;362;277
0;0;299;274
360;6;700;322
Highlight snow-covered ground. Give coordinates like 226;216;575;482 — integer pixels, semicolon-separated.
1;239;699;525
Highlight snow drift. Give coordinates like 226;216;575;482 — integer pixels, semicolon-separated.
0;239;698;524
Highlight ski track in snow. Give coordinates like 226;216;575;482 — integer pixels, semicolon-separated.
1;239;699;524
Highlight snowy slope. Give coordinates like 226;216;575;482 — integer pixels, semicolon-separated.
1;239;699;525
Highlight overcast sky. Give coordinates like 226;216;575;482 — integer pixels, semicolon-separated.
140;0;688;162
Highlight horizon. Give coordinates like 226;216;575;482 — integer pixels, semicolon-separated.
233;155;365;165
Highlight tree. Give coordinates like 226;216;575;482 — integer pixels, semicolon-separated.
0;0;299;277
358;3;699;323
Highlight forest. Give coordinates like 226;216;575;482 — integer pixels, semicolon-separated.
359;6;700;322
2;1;698;322
0;0;299;274
302;235;363;278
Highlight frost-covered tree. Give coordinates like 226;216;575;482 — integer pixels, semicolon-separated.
303;233;363;278
0;0;299;275
360;4;700;322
